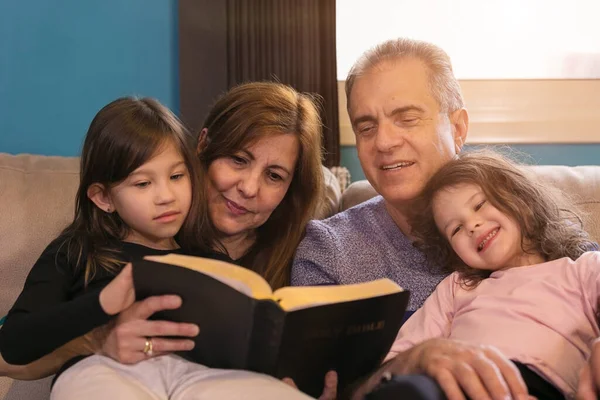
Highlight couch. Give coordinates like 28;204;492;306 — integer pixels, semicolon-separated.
1;153;599;399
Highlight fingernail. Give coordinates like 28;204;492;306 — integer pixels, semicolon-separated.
167;296;181;306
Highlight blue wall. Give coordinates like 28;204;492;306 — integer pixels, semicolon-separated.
341;144;600;182
0;0;178;156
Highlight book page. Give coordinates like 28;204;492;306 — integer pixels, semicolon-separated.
274;279;403;311
143;254;274;299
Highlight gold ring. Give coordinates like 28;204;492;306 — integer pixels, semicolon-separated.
143;337;154;357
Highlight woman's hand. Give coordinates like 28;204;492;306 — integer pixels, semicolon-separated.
282;370;338;400
96;262;200;364
351;338;532;400
576;338;600;399
99;294;200;364
0;293;199;377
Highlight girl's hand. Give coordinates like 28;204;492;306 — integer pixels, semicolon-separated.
99;294;199;364
282;370;338;400
99;263;135;315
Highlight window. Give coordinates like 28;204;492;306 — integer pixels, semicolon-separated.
336;0;600;144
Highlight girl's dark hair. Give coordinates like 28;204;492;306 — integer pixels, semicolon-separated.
58;97;204;283
198;82;324;289
408;149;594;288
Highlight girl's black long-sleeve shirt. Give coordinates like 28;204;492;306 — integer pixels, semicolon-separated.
0;240;183;365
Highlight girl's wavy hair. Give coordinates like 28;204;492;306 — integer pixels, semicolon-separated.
408;149;594;288
57;97;204;284
198;82;324;289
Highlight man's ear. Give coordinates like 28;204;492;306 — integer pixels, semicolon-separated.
197;128;208;154
450;108;469;153
87;183;114;213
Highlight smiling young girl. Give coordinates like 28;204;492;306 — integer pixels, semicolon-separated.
389;150;599;399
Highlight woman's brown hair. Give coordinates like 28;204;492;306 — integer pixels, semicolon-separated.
58;97;204;284
409;149;594;287
198;82;324;289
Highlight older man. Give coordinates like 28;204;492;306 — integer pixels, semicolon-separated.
293;38;531;400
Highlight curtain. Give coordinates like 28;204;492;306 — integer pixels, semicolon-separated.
225;0;340;167
178;0;228;134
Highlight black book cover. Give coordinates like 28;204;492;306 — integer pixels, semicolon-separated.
133;259;410;397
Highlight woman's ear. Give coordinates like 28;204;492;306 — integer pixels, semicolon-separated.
197;128;209;154
87;183;114;213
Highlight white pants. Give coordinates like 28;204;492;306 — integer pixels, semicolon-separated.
51;354;315;400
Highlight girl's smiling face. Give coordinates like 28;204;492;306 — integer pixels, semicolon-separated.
432;183;545;271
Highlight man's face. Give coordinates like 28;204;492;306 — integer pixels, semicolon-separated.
349;58;467;207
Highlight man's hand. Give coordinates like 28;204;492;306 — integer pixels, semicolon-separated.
352;338;532;400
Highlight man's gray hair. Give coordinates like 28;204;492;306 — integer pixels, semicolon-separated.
345;38;465;114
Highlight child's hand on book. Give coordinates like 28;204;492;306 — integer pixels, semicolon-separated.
283;370;338;400
99;263;136;315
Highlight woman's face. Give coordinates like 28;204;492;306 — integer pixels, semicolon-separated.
206;133;299;244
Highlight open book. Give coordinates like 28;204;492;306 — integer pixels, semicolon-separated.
133;254;410;397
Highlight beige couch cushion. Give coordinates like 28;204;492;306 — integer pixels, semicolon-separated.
316;166;343;220
342;165;600;244
0;379;52;400
528;165;600;243
0;154;79;399
0;154;79;318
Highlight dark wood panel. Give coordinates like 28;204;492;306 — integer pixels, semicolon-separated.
178;0;228;135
